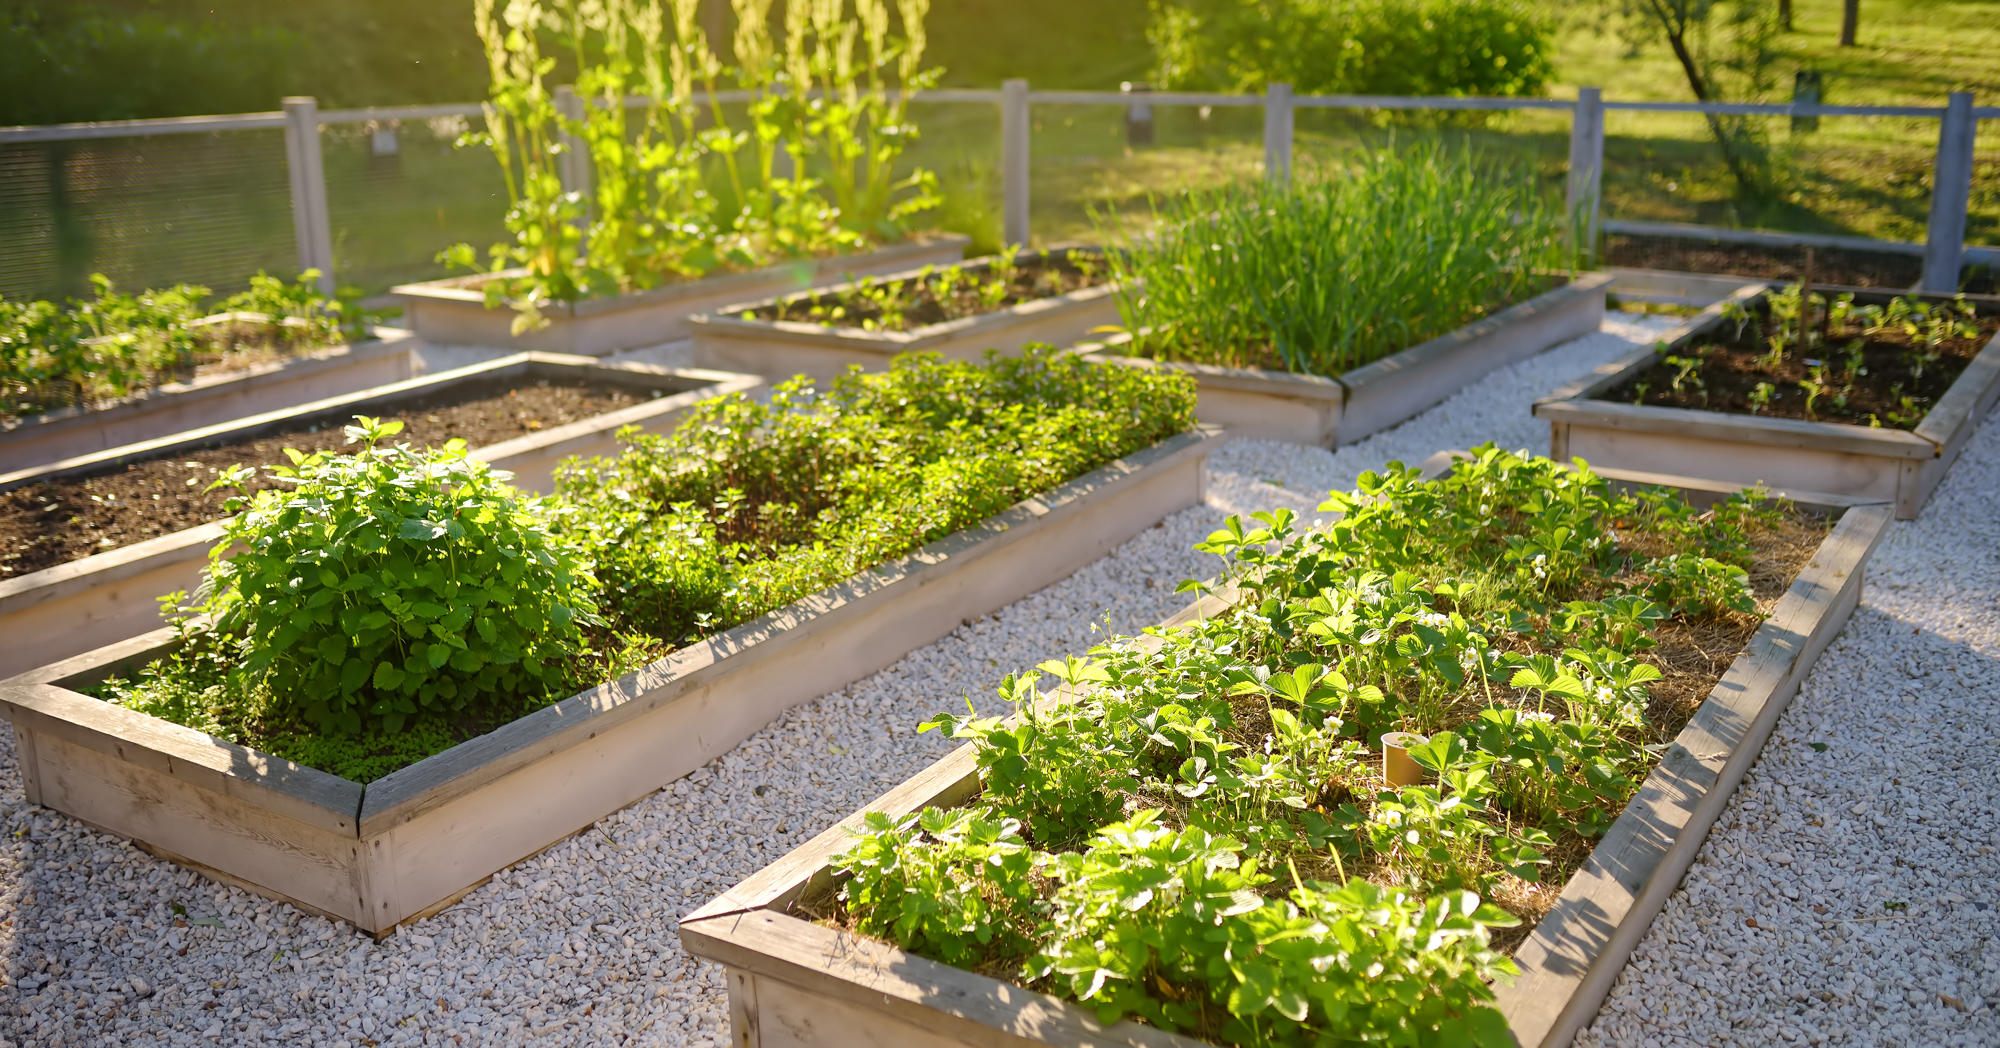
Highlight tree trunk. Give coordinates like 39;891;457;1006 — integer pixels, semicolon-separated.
1659;25;1760;189
1841;0;1859;45
1778;0;1792;30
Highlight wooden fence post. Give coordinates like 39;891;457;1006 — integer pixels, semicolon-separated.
1920;91;1976;294
1002;79;1031;248
1566;87;1606;265
554;85;593;226
1264;82;1294;183
282;97;336;294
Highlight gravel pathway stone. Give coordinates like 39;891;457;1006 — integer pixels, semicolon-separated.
1577;399;2000;1048
0;312;1707;1048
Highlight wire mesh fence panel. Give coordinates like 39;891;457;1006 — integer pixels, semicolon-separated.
1601;109;1949;240
1027;101;1265;245
0;131;295;303
900;100;1003;256
1597;109;1966;287
321;116;511;298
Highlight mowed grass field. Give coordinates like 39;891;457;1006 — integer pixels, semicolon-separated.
4;0;1990;299
936;0;2000;248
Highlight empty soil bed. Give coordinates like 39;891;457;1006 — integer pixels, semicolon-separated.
0;377;646;579
1604;310;1998;429
1606;235;1999;295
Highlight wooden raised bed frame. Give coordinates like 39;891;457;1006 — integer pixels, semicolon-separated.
393;235;970;357
0;425;1227;936
0;331;433;477
1534;283;2000;520
679;461;1894;1048
687;249;1121;382
1074;273;1614;448
0;354;764;681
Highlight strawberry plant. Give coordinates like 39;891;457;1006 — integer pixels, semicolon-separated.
833;446;1810;1046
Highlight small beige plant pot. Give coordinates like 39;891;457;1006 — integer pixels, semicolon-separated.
1381;731;1430;786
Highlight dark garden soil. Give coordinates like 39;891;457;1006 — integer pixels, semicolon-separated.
1603;305;1997;428
747;251;1110;332
0;378;647;579
1605;234;1999;295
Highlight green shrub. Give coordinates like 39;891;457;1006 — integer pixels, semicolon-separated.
199;417;598;736
1150;0;1553;99
557;347;1198;646
1100;141;1571;376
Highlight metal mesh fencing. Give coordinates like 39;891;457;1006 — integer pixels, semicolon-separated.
0;131;294;302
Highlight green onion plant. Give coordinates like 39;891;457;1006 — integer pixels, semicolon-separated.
1098;141;1573;377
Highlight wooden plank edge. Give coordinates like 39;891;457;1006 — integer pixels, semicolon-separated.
1912;329;2000;449
691;282;1118;353
682;910;1210;1048
0;519;226;612
1338;272;1611;396
1532;399;1937;458
0;678;365;835
0;335;413;444
0;353;550;491
1507;503;1893;1048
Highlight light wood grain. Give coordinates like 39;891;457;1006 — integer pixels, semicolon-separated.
28;728;368;922
1535;399;1937;459
684;911;1210;1048
396;237;970;355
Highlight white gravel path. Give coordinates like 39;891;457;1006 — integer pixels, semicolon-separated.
0;310;1736;1048
1577;402;2000;1048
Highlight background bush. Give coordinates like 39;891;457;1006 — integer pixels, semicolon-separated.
1149;0;1554;98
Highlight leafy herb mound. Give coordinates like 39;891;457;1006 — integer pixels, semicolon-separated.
199;417;598;736
833;447;1798;1047
93;349;1195;782
557;347;1197;648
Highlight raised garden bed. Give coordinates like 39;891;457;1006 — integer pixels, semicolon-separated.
1536;283;2000;519
1078;273;1613;447
688;248;1119;381
681;450;1892;1048
0;331;433;478
394;235;970;357
0;354;761;679
0;353;1222;936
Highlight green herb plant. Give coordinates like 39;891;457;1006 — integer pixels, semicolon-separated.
1097;141;1572;377
1;271;356;420
832;447;1794;1047
446;0;942;331
557;347;1196;648
89;351;1194;782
